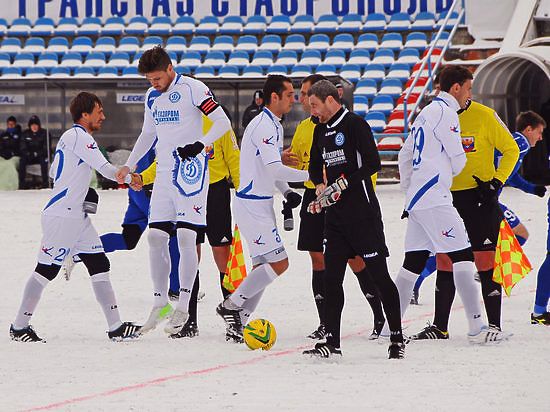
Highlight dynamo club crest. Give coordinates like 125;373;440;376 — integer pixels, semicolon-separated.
172;150;209;197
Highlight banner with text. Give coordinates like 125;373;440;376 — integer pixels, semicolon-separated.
0;95;26;105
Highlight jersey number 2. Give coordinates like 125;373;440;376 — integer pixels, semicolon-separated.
411;127;425;168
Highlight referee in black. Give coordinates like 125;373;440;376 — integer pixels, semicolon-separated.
302;80;405;359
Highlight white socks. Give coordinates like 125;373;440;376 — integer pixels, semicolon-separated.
381;267;418;336
453;261;485;335
240;289;265;326
91;272;122;332
230;264;278;307
13;271;49;329
176;228;199;312
147;228;171;307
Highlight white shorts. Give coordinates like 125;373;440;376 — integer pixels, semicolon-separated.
233;196;286;264
404;205;471;253
38;214;103;265
148;170;209;227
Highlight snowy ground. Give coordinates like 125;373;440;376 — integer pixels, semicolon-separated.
0;185;548;412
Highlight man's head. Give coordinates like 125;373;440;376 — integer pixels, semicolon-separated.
6;115;16;130
28;115;41;133
307;80;342;123
70;92;105;133
516;111;546;147
254;90;264;106
300;74;327;115
263;75;295;117
138;46;176;93
439;65;473;109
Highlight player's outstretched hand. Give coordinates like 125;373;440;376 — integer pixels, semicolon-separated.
129;173;143;191
535;185;547;197
281;148;299;167
177;141;205;161
284;190;302;208
116;165;130;184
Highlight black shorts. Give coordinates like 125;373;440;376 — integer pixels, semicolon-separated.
297;188;325;252
200;178;232;247
452;188;503;251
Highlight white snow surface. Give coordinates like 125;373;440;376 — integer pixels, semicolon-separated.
0;185;548;411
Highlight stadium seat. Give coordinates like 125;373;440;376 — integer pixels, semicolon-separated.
60;52;83;70
314;15;339;33
107;52;130;70
395;93;419;111
172;16;195;35
356;33;379;52
332;33;355;53
386;63;411;82
377;134;404;150
405;32;428;50
363;13;386;31
125;16;149;36
203;51;226;70
178;51;202;70
0;53;11;69
97;66;118;78
141;36;164;52
431;31;451;47
316;64;337;76
291;15;314;34
1;67;24;78
166;51;179;65
148;16;172;36
386;111;406;132
290;64;312;77
83;52;106;70
8;18;31;37
379;79;403;98
196;16;219;35
23;37;45;57
353;96;369;116
78;17;102;36
267;16;291;34
258;35;282;53
411;12;436;31
31;17;55;36
324;49;346;69
219;65;240;77
131;51;143;67
276;50;298;68
284;34;306;53
397;48;420;65
267;64;288;75
308;34;330;52
55;17;78;36
243;16;267;35
348;49;371;69
46;37;69;57
250;50;274;70
71;36;94;57
220;16;244;34
0;18;7;36
365;111;386;132
102;17;125;36
227;51;250;69
94;36;117;56
121;66;139;77
436;11;459;30
50;67;71;78
370;95;394;115
411;61;435;78
187;36;210;55
36;53;58;71
339;14;363;33
118;36;141;56
386;13;410;31
362;63;386;82
340;64;362;83
380;33;403;51
242;66;264;77
175;66;191;75
299;49;322;68
404;77;428;94
371;49;395;67
211;36;234;54
13;53;35;70
165;36;187;58
235;35;258;54
195;66;216;78
74;67;96;78
354;78;378;99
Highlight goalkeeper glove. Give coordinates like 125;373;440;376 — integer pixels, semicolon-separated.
177;141;204;161
307;177;348;213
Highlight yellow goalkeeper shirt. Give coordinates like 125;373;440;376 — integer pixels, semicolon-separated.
451;101;519;191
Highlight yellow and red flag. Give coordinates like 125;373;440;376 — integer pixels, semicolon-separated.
493;219;532;296
223;225;247;292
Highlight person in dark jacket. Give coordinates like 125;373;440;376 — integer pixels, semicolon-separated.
19;115;50;189
0;116;22;160
241;90;264;129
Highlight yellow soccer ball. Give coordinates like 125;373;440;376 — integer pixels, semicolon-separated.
243;319;277;351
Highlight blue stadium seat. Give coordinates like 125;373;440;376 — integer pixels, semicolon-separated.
141;36;164;52
267;16;291;34
148;16;172;36
324;49;346;69
175;66;192;75
372;49;395;67
387;63;411;82
308;34;330;53
46;37;70;57
348;49;371;69
316;64;337;76
118;36;140;56
300;49;322;68
0;18;7;36
339;14;363;33
431;31;450;47
8;18;32;37
370;95;395;115
71;36;93;57
60;52;83;70
203;51;226;70
196;16;219;35
187;36;210;55
387;13;410;32
243;16;267;35
50;67;72;78
78;17;102;36
362;63;386;82
131;51;143;67
1;67;24;78
363;13;386;31
102;16;125;36
291;15;314;34
276;50;298;68
290;64;312;77
436;11;459;30
353;96;369;116
379;78;403;98
23;37;45;57
165;36;187;58
250;50;274;69
219;65;240;77
55;17;78;36
35;52;58;71
83;52;106;70
107;52;130;70
125;16;149;36
356;33;379;52
242;66;264;77
267;64;288;75
397;48;420;65
178;51;202;70
332;33;355;53
122;66;139;77
13;53;35;70
0;53;11;69
340;64;362;83
195;66;216;78
380;33;403;51
31;17;55;36
365;111;387;132
258;35;282;53
0;38;22;58
227;51;249;69
314;15;339;33
166;51;179;64
220;16;244;34
405;32;428;50
211;36;234;55
284;34;306;53
235;35;257;54
412;12;436;31
94;36;117;56
173;16;195;35
354;79;378;99
97;66;118;78
74;67;96;78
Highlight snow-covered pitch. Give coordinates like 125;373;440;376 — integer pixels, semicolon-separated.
0;185;547;411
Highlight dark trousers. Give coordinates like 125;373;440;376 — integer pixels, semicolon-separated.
19;156;48;189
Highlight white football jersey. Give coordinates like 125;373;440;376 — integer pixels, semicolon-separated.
237;108;284;199
126;74;218;174
398;91;466;211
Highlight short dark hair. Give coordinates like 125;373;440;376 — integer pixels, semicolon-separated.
439;65;473;92
70;92;102;123
263;75;293;105
7;115;16;123
302;74;327;87
307;79;341;104
138;45;172;74
516;110;547;132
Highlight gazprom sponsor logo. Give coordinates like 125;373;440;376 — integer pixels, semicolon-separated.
153;108;180;125
117;93;145;104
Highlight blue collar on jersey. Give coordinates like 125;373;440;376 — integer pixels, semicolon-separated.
72;124;87;133
263;107;281;142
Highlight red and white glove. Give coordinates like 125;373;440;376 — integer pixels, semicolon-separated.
307;177;348;214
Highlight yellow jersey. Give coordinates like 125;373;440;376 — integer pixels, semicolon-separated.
451;101;519;191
